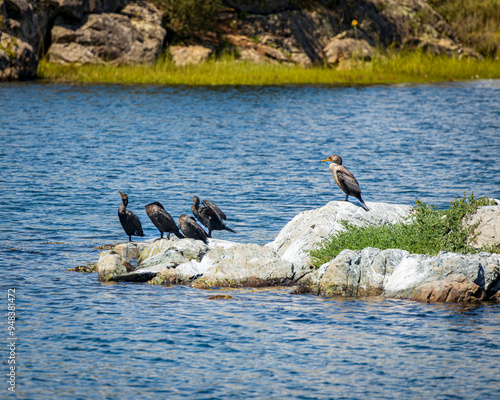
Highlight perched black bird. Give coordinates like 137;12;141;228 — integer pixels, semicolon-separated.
191;196;236;238
145;202;184;240
118;191;145;241
321;155;369;212
177;214;209;244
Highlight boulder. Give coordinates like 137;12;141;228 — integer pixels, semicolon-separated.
138;237;209;265
47;0;165;64
97;250;134;282
0;0;41;51
169;45;213;67
0;31;37;80
114;240;153;259
266;201;411;271
323;31;376;66
466;205;500;249
307;248;500;303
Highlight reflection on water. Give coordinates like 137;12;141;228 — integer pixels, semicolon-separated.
0;81;499;399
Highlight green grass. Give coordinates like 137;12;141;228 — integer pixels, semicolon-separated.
310;193;499;268
37;50;500;86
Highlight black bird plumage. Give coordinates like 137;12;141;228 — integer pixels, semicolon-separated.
145;202;184;240
191;196;236;238
118;191;145;241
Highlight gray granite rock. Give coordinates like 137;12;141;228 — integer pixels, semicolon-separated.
97;250;134;282
466;205;500;249
307;248;500;303
266;201;412;271
0;31;37;80
47;0;165;64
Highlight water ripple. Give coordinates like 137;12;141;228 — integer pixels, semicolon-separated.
1;81;499;399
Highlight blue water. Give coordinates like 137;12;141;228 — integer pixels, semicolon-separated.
1;81;500;399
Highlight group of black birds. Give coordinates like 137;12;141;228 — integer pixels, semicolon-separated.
118;192;236;244
118;154;369;244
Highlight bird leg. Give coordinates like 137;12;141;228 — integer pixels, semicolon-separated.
167;233;171;240
345;194;349;201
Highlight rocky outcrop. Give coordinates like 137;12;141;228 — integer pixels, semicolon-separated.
1;0;482;79
97;237;294;287
307;248;500;303
0;0;50;80
47;0;165;64
95;201;500;303
266;201;411;270
219;0;479;67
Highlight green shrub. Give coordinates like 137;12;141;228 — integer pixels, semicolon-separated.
310;193;498;268
160;0;222;38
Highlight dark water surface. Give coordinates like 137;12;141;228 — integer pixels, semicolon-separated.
1;81;499;399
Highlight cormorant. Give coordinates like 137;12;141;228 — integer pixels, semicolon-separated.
145;202;184;240
191;196;236;237
118;191;145;241
177;214;209;244
320;155;369;212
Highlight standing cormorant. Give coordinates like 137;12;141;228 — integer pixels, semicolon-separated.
118;191;145;241
145;202;184;240
321;155;370;212
177;214;209;244
191;196;236;237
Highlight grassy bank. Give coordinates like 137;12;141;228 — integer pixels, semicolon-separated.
310;194;499;269
37;51;500;85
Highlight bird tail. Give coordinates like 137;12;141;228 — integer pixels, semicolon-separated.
174;231;185;239
359;198;369;212
224;226;236;234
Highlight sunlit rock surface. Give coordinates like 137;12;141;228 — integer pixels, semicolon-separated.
466;204;500;249
47;0;165;65
266;201;412;271
307;248;500;303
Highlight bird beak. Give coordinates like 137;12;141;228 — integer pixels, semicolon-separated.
320;159;328;162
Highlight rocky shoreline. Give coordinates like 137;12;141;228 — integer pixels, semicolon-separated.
95;201;500;304
1;0;481;81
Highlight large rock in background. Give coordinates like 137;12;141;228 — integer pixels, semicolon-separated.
0;31;38;79
219;0;478;67
0;0;55;80
47;0;165;64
